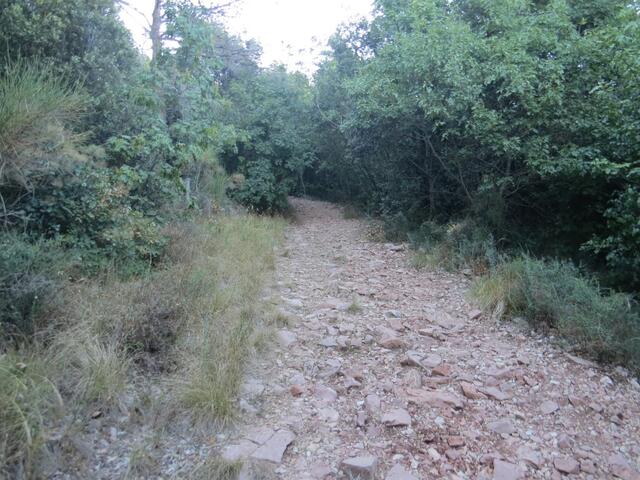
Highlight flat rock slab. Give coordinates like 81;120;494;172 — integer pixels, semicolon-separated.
540;400;560;415
488;418;517;435
386;463;418;480
382;408;412;427
406;388;464;409
493;459;523;480
342;455;378;480
250;429;295;464
222;440;258;462
554;457;580;474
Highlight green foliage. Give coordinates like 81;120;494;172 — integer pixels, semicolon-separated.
25;165;167;275
473;256;640;370
0;60;88;226
308;0;640;290
0;234;69;339
410;220;500;273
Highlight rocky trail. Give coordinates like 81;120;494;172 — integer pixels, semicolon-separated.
219;198;640;480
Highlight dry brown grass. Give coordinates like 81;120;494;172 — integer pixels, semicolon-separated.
0;213;285;477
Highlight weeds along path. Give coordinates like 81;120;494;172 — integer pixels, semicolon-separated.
222;198;640;480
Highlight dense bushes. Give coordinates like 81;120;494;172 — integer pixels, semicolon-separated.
473;256;640;370
307;0;640;291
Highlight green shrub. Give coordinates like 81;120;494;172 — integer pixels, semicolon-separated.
233;160;290;213
0;234;70;339
0;60;87;227
473;256;640;370
27;165;168;276
410;219;500;274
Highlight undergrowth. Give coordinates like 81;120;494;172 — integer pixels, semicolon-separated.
0;213;285;477
410;220;500;274
472;256;640;370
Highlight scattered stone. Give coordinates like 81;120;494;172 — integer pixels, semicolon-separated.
487;418;517;435
356;411;368;427
386;464;417;480
401;351;424;368
554;457;580;475
250;430;296;464
566;354;597;368
406;388;464;410
557;433;572;450
432;364;452;377
223;441;258;462
245;427;275;445
314;385;338;404
365;394;381;413
318;407;339;423
290;384;304;397
541;400;560;415
382;409;412;427
427;448;441;462
342;455;378;480
447;436;465;448
469;309;483;320
480;386;510;401
277;330;297;348
379;328;407;349
460;382;486;400
319;337;337;347
493;459;523;480
580;459;596;474
423;353;443;368
609;454;640;480
518;446;542;469
344;376;362;390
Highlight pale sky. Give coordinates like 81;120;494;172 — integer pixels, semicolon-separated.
119;0;373;74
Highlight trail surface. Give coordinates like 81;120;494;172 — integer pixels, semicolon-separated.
221;198;640;480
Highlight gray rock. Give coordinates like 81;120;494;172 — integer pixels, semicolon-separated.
381;409;412;427
386;463;418;480
493;459;523;480
342;455;378;479
487;418;517;435
250;430;295;464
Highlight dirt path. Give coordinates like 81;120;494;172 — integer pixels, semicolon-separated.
220;198;640;480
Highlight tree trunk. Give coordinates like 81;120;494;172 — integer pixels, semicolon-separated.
151;0;162;61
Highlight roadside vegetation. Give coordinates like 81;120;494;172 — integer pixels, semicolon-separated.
2;0;640;475
303;0;640;373
0;1;292;477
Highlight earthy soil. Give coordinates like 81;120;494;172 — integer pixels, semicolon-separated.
220;198;640;480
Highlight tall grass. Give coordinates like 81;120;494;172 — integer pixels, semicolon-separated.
473;255;640;370
172;215;285;421
0;213;285;476
0;60;87;189
0;352;63;478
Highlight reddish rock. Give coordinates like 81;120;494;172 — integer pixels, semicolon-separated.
493;459;523;480
290;384;304;397
406;388;464;409
554;457;580;474
480;386;510;401
432;364;452;377
447;436;465;447
460;382;486;400
382;408;412;427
